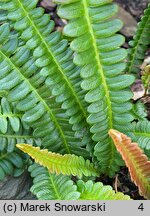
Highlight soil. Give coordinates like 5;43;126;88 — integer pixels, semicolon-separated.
99;168;145;200
115;0;149;21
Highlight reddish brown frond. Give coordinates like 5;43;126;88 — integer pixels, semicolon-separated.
109;129;150;199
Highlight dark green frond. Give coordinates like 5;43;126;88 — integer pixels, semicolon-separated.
0;126;41;153
0;111;41;180
132;101;147;121
55;0;135;176
29;163;80;200
0;146;27;180
127;4;150;74
0;0;92;147
0;97;22;133
0;23;90;156
124;121;150;151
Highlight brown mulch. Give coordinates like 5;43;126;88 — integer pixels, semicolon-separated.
99;168;145;200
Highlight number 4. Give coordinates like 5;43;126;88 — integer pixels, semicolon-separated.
138;203;144;211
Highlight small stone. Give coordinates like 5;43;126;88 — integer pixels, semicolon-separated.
0;172;36;200
40;0;56;9
131;80;145;100
115;6;137;37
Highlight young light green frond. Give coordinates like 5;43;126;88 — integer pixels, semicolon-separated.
29;163;80;200
17;144;99;178
55;0;135;176
0;23;90;156
127;4;150;74
77;180;131;200
0;0;92;147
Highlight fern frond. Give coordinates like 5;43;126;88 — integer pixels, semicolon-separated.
132;101;147;121
55;0;135;176
0;97;22;133
125;121;150;151
0;119;41;179
0;10;7;23
0;126;41;153
0;0;92;147
109;129;150;199
127;4;150;74
29;163;80;200
77;180;131;200
145;149;150;160
0;147;27;180
29;164;131;200
0;23;90;156
17;144;99;178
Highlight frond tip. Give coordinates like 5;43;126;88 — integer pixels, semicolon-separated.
16;144;99;178
109;129;150;199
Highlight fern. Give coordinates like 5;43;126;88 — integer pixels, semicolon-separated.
0;23;91;157
0;121;40;180
0;10;7;23
0;126;40;153
127;4;150;74
0;97;41;180
0;96;40;152
0;0;92;147
55;0;135;176
77;180;131;200
125;121;150;151
29;164;131;200
29;163;80;200
132;101;147;121
0;146;27;180
109;129;150;199
0;97;22;133
0;0;149;200
17;144;99;178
